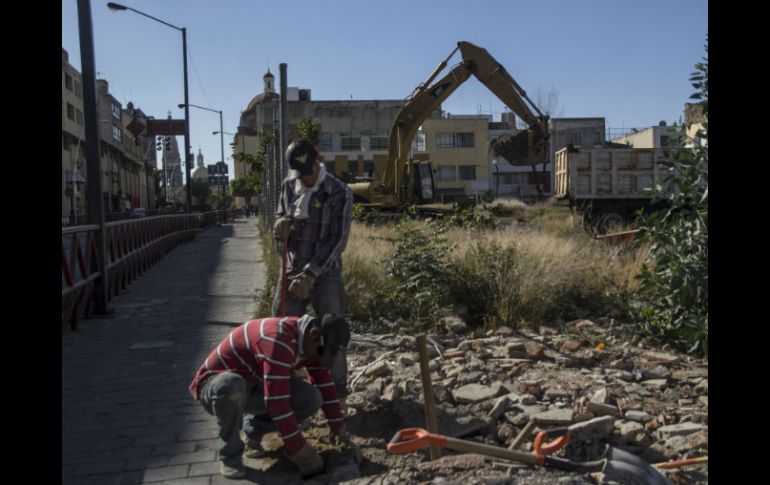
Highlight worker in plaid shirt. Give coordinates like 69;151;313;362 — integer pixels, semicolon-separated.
272;139;353;400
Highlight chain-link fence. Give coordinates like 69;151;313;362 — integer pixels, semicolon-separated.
258;111;285;235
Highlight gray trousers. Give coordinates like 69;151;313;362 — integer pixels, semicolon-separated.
271;268;349;398
199;371;322;461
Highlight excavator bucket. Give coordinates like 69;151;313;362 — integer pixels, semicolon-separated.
489;130;548;166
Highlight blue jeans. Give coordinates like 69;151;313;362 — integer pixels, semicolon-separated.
198;371;322;461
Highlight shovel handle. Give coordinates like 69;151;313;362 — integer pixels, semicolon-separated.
533;428;570;456
387;428;446;454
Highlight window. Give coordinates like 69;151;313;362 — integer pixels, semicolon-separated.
320;133;333;151
65;74;73;91
566;132;582;146
76;109;84;126
111;102;121;119
435;133;454;148
660;135;670;147
74;81;82;98
458;165;476;180
112;126;123;142
435;132;475;148
341;136;361;151
370;136;389;151
410;133;426;152
325;161;335;174
455;132;475;148
67;103;75;121
347;160;358;175
594;130;603;146
363;160;373;176
436;165;455;182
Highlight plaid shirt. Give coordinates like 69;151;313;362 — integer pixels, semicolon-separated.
278;171;353;278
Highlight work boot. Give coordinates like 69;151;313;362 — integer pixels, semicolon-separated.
244;438;266;459
220;456;247;479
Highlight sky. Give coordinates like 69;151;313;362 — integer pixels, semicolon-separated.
62;0;708;180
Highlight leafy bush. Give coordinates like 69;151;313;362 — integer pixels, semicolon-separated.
634;37;708;355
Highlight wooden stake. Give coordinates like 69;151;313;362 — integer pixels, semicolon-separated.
416;333;441;460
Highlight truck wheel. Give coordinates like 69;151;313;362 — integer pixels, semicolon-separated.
598;208;626;234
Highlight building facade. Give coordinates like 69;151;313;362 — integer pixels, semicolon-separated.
62;48;158;224
610;122;681;149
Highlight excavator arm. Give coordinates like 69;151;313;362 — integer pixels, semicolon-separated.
353;41;550;208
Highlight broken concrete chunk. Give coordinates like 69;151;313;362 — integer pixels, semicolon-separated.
495;326;514;336
365;360;392;378
533;408;573;425
568;415;615;442
544;388;572;401
657;422;707;440
694;379;708;394
451;382;504;404
587;401;621;418
487;395;512;422
396;354;415;366
643;365;671;380
641;379;668;391
560;340;582;352
439;316;469;335
516;380;542;397
640;350;680;366
624;410;654;423
525;342;545;359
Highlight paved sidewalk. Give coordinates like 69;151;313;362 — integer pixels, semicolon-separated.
62;218;266;485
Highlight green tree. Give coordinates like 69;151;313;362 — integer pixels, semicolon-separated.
634;35;708;355
298;118;320;146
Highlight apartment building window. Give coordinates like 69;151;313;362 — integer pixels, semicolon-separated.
65;73;73;91
347;160;358;175
436;165;455;182
594;130;603;146
325;161;335;174
660;135;670;147
370;136;389;151
436;133;454;148
74;81;82;98
112;126;123;142
320;132;333;151
435;132;475;148
76;109;84;126
566;131;582;146
111;102;121;119
363;160;373;176
341;136;361;151
458;165;476;180
455;132;475;148
67;103;75;121
413;133;426;152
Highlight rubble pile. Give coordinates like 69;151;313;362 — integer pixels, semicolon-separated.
332;317;708;484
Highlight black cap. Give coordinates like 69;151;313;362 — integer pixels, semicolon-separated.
285;139;317;176
317;314;350;370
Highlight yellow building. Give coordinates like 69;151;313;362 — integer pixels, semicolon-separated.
418;115;497;202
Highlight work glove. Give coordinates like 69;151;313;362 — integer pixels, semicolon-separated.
286;443;324;478
288;272;315;300
273;216;294;241
330;428;363;465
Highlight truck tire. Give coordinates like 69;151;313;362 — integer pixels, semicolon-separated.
598;208;627;234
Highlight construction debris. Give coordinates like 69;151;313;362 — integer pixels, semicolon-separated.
269;317;707;483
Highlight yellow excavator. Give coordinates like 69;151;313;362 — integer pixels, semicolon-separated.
349;41;550;209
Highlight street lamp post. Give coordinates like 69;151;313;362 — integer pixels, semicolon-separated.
492;159;500;197
107;2;192;213
181;104;225;208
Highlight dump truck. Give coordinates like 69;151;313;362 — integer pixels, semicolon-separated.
554;146;678;233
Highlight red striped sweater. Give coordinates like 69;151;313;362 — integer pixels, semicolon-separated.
189;316;344;454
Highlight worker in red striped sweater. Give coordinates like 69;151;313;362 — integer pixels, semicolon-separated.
189;313;355;479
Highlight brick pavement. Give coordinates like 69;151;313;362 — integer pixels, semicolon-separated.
62;218;277;484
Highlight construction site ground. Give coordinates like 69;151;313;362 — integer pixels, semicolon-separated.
61;218;707;484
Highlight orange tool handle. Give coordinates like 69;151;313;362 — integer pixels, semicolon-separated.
387;428;447;454
533;429;570;456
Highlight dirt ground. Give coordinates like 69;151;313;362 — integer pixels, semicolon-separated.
248;318;707;484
